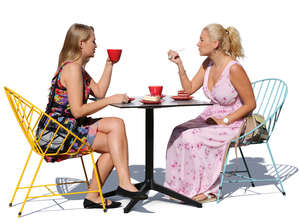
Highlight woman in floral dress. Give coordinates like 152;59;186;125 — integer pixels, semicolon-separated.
165;24;256;202
42;23;147;209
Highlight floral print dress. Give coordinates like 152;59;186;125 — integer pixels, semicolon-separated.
43;62;99;162
164;60;244;197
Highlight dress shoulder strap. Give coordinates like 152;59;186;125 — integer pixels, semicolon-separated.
54;61;72;77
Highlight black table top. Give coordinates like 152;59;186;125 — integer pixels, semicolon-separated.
109;96;213;109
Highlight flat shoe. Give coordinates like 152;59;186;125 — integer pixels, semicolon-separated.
83;198;121;209
116;186;148;200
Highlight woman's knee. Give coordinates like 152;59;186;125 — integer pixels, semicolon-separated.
107;117;126;132
98;117;125;133
112;117;125;127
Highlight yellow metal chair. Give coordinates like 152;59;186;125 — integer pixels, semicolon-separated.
4;87;106;217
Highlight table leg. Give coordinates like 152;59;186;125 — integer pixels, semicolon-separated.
123;181;149;213
123;108;201;212
145;109;154;181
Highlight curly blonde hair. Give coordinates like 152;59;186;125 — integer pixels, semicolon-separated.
204;23;244;59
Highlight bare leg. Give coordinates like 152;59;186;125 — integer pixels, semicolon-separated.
95;117;137;192
85;117;138;203
85;153;113;203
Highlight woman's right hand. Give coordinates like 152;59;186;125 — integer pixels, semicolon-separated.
108;94;129;104
168;50;182;65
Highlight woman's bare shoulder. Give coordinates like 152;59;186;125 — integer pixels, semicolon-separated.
62;62;81;72
229;62;251;87
60;63;82;87
230;63;247;79
61;62;82;78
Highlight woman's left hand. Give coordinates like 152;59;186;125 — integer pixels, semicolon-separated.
206;117;225;125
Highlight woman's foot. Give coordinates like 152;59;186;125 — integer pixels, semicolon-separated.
119;182;139;192
83;198;121;209
192;193;217;203
84;195;121;209
116;186;148;200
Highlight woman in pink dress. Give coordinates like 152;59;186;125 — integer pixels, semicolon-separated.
165;24;256;203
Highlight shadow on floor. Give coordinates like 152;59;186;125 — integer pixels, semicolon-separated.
220;157;298;200
16;158;298;216
56;157;298;212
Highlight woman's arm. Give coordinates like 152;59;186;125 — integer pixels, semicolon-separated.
168;50;209;95
88;59;114;98
178;58;210;95
212;64;256;125
61;63;127;118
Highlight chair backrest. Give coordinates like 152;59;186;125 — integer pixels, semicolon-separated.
246;78;288;141
4;87;91;156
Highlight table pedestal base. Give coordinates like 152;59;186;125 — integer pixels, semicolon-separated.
103;179;201;213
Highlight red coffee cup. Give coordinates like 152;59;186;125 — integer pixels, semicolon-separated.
107;49;122;62
149;86;163;96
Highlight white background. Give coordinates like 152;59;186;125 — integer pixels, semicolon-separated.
0;0;299;222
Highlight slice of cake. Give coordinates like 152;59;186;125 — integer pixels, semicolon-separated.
143;95;160;102
177;90;189;97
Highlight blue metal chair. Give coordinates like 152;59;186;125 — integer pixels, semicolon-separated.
217;78;288;202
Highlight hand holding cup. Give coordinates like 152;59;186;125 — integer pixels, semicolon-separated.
107;49;122;64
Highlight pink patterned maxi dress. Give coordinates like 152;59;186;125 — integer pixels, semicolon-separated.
164;60;244;197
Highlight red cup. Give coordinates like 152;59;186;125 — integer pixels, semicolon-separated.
149;86;163;96
107;49;122;62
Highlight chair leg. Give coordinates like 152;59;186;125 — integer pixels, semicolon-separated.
217;151;230;203
80;157;89;187
9;149;34;207
239;147;255;187
266;142;286;195
18;155;44;217
89;153;107;212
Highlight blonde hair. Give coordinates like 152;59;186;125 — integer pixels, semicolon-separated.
58;23;94;67
204;23;244;59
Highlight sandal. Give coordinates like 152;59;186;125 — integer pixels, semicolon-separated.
192;193;217;203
